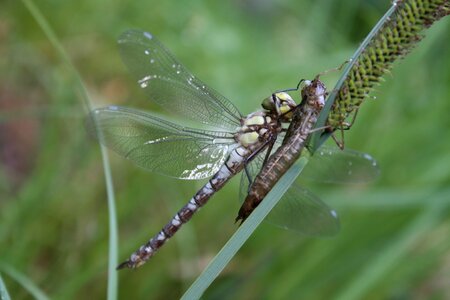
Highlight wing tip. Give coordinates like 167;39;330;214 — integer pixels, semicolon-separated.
118;29;154;44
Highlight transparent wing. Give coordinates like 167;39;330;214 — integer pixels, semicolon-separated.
266;185;340;236
238;145;378;235
118;29;242;131
88;106;235;180
239;155;340;236
239;144;379;195
301;145;380;184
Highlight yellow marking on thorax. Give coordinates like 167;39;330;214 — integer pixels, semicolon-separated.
244;115;265;126
239;132;259;147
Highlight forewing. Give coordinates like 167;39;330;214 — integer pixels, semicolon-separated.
118;30;242;131
238;150;266;203
302;145;380;184
88;106;234;179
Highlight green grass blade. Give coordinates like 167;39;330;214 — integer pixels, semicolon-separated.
21;1;118;299
0;272;11;300
181;158;309;300
0;263;49;300
102;147;118;300
20;0;91;111
334;199;448;300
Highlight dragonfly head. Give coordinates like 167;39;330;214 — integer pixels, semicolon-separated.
261;92;296;121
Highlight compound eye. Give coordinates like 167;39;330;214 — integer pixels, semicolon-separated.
261;95;276;111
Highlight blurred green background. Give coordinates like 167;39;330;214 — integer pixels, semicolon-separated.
1;0;450;299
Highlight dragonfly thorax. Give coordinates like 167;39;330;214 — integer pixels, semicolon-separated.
236;111;280;148
261;92;296;122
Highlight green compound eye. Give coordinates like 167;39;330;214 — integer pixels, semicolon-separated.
261;95;276;111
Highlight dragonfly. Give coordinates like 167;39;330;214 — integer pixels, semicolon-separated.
238;75;379;225
88;29;379;269
238;75;334;222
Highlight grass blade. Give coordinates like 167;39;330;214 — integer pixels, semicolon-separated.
0;272;11;300
0;263;49;300
181;158;308;300
102;147;118;299
334;199;448;300
21;1;118;299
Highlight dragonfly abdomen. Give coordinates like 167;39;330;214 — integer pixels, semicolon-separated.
236;132;309;223
117;146;251;269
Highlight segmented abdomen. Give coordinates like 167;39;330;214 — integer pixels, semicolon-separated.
117;145;250;269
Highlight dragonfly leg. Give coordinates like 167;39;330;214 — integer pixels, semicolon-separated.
243;136;277;193
331;127;345;150
308;125;333;134
274;78;305;95
271;77;320;114
318;60;349;77
346;108;359;129
266;81;305;117
330;108;359;149
279;102;302;119
245;136;276;163
262;139;276;167
244;165;253;193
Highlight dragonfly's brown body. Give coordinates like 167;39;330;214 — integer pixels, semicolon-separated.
93;30;379;270
90;30;302;269
115;105;294;269
237;76;327;223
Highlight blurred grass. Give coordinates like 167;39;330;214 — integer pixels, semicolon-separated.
1;0;450;299
0;272;12;300
0;263;48;300
19;0;118;299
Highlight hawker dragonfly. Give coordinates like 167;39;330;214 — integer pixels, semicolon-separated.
239;75;349;223
88;30;379;269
